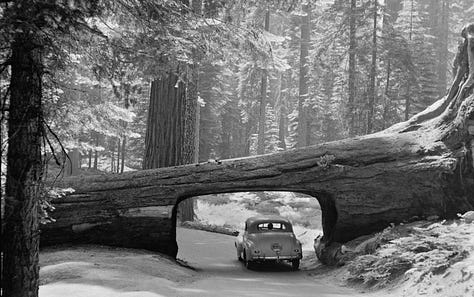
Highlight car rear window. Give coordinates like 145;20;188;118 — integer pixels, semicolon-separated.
256;222;290;232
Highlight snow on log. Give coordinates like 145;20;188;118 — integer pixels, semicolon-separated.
41;25;474;265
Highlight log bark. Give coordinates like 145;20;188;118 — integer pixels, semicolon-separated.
41;25;474;264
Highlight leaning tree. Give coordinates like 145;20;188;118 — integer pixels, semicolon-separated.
41;24;474;264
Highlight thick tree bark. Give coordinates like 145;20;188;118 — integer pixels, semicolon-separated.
4;29;43;297
42;25;474;265
143;74;186;169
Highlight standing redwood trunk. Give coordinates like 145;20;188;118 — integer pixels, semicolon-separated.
143;70;192;223
297;2;311;147
348;0;357;136
143;74;185;169
257;10;270;155
4;27;43;297
179;0;202;222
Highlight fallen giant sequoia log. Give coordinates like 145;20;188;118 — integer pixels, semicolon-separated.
41;25;474;264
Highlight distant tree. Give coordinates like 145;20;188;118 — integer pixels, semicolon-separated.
348;0;357;136
257;10;270;155
297;2;311;147
366;0;378;133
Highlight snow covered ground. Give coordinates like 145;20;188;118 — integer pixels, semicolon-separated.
39;245;200;297
351;219;474;296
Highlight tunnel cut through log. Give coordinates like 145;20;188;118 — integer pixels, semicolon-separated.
170;192;336;257
41;25;474;264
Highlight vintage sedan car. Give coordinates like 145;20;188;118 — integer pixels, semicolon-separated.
235;216;302;270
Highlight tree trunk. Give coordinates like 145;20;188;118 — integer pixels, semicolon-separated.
110;143;115;173
65;148;80;176
257;10;270;155
278;108;287;151
3;28;43;297
116;139;121;173
382;59;391;129
143;74;186;169
297;3;311;147
178;0;202;222
42;25;474;266
366;0;378;133
121;137;126;173
405;0;414;121
437;0;449;95
93;133;99;170
348;0;357;136
277;72;288;150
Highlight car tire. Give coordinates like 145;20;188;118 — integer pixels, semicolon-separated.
243;251;253;269
291;259;300;271
237;249;243;261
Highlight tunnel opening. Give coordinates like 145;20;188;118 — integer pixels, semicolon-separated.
172;191;334;271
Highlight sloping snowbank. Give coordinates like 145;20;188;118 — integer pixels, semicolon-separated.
342;219;474;297
39;245;198;297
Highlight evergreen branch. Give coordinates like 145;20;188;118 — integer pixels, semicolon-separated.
42;118;70;183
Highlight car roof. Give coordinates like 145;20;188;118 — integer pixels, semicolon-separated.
245;215;291;225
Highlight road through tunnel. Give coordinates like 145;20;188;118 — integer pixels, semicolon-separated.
173;191;330;269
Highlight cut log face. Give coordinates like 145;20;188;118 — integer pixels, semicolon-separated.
41;25;474;265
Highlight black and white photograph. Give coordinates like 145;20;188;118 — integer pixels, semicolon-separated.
1;0;474;296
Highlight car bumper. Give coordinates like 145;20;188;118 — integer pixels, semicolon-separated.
249;254;302;261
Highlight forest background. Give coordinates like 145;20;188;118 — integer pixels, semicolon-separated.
2;0;472;177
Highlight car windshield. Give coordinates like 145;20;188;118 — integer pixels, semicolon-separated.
255;222;290;232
